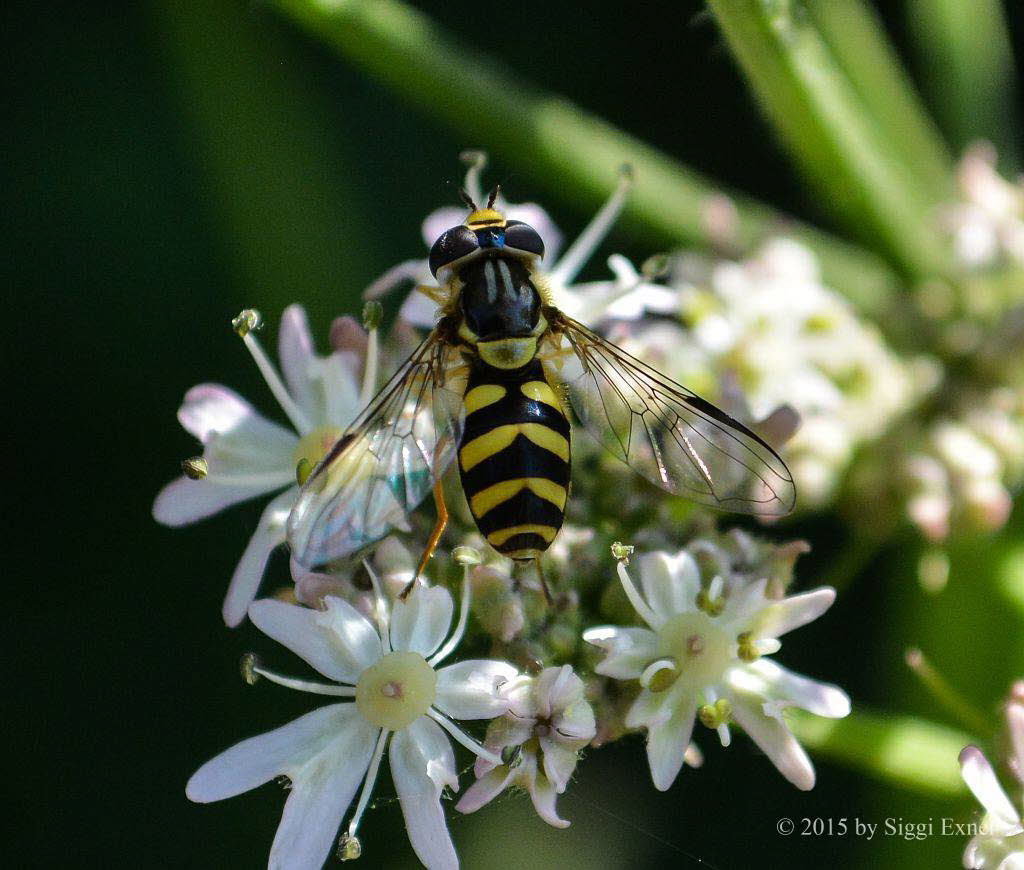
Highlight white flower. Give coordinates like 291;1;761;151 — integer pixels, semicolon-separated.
153;305;376;625
959;692;1024;869
187;563;518;870
584;548;850;791
456;665;596;828
943;142;1024;269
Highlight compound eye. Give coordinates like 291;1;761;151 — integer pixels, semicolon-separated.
428;225;480;277
503;221;545;259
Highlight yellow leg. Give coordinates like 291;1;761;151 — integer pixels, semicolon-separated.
401;473;449;600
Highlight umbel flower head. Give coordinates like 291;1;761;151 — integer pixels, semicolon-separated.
153;305;376;625
456;664;597;828
959;686;1024;869
585;545;850;791
187;556;517;870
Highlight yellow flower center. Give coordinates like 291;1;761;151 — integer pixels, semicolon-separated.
293;425;344;468
292;425;344;483
656;611;734;691
355;651;438;731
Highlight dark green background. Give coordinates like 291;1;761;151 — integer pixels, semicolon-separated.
10;1;1023;867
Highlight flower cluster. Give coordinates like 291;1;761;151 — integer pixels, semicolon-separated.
943;142;1024;271
656;239;934;508
903;386;1024;543
159;159;860;868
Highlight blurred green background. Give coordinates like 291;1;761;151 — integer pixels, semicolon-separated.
11;0;1023;867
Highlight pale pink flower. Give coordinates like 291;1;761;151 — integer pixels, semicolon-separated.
457;665;596;828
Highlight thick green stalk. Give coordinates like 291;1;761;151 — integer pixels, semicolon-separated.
793;708;969;796
906;0;1021;170
269;0;898;318
706;0;953;280
806;0;954;204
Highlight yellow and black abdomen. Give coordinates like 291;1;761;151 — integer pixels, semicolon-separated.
458;357;571;560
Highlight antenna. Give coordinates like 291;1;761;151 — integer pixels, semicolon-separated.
487;184;501;209
459;188;478;211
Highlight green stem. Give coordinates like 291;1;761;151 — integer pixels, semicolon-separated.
806;0;954;204
269;0;898;319
792;707;970;796
706;0;953;280
906;0;1021;171
905;648;992;736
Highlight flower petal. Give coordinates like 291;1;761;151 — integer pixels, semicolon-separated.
269;712;379;870
222;488;295;626
278;304;317;422
249;596;382;683
1008;703;1024;785
637;551;700;617
455;765;516;815
735;660;851;718
529;768;571;829
186;703;370;802
422;206;469;248
556;696;597;743
318;351;362;430
960;746;1022;831
434;660;518;720
473;715;535;779
390;585;454;657
540;739;579;793
625;687;675;730
153;475;289;527
754;587;836;639
583;625;658;679
179;383;297;459
399;289;442;329
730;692;816;790
645;699;697;791
390;718;459;870
533;665;581;719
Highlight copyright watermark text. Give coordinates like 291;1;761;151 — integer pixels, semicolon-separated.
776;817;989;841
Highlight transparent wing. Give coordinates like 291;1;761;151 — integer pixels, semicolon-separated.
287;335;467;568
543;315;795;516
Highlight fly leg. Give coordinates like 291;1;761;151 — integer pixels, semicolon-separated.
535;557;554;606
400;473;449;600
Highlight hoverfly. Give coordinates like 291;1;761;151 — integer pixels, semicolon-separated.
287;187;795;595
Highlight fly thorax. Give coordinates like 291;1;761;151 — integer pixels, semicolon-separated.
458;256;546;370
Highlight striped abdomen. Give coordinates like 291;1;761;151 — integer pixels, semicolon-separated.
458;357;571;560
